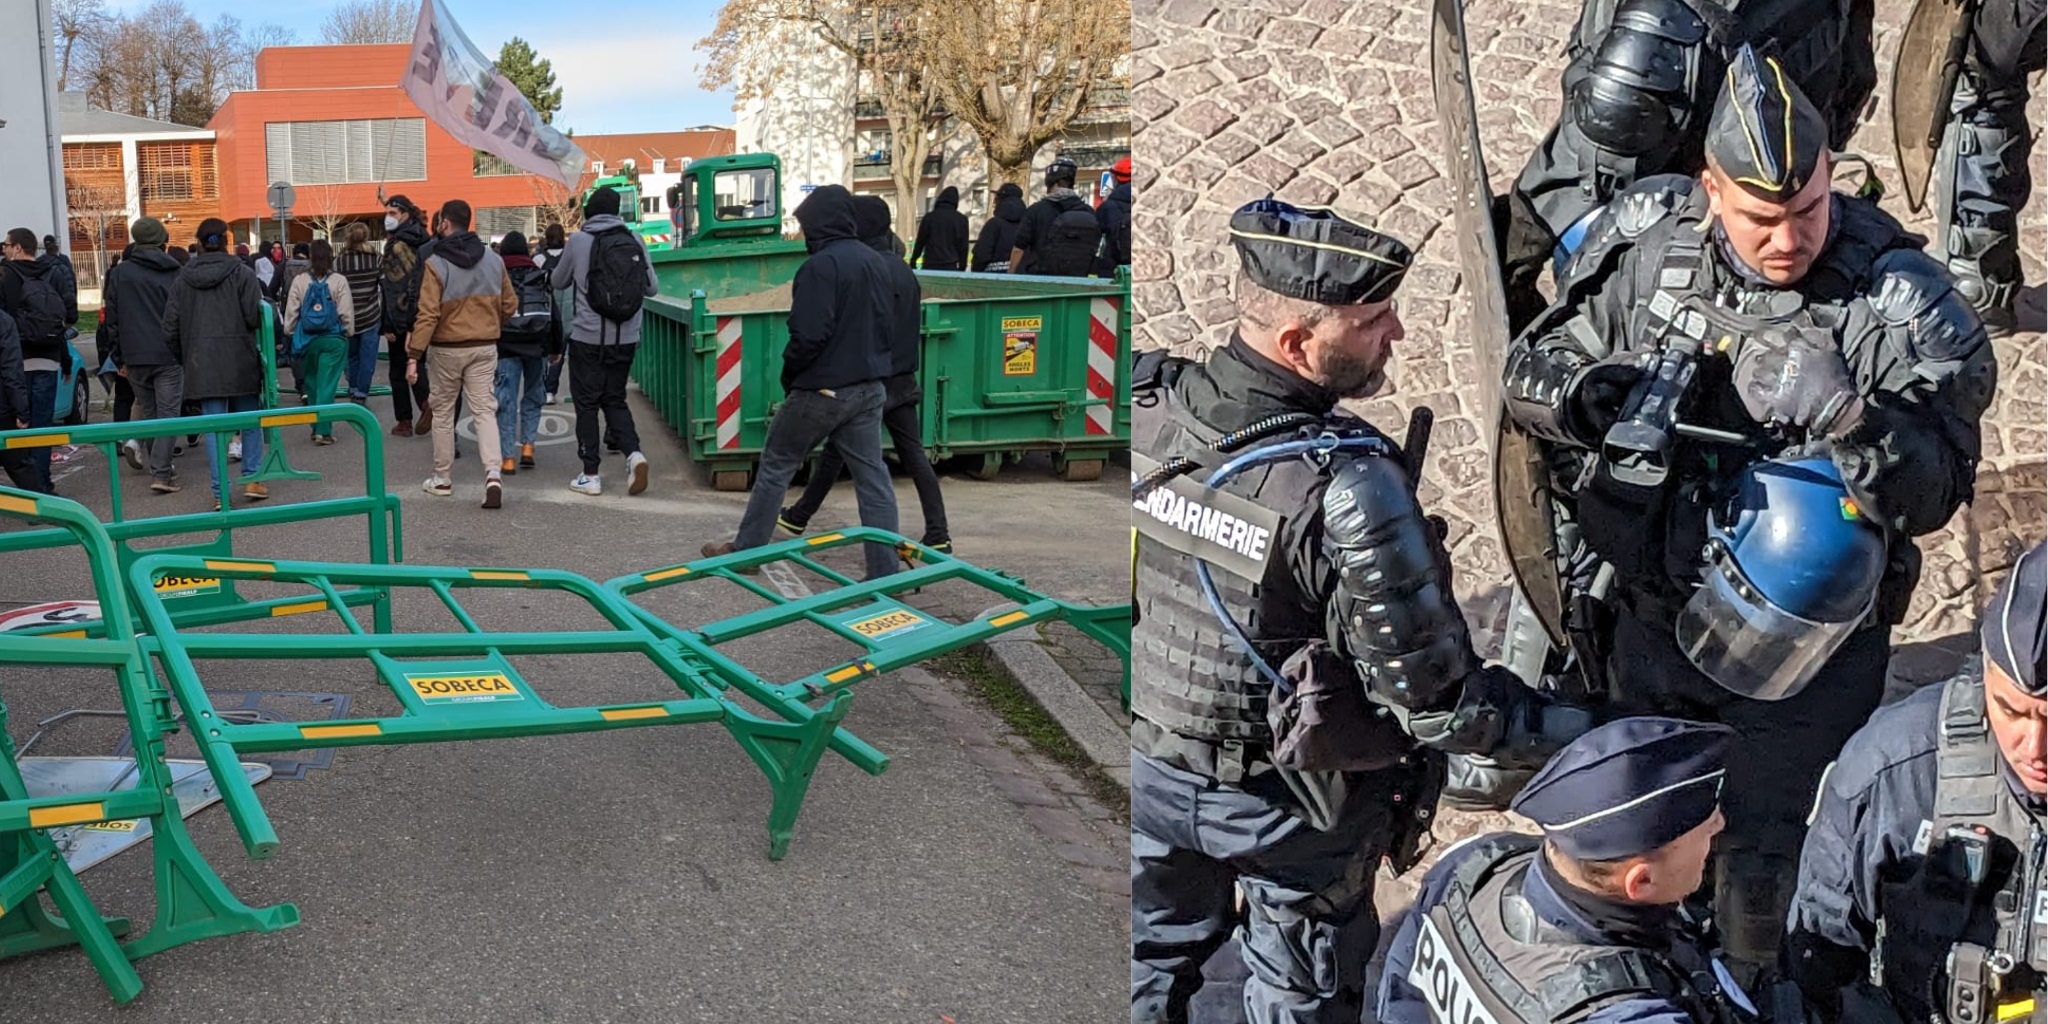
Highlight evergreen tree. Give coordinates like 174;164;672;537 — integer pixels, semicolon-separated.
497;37;563;125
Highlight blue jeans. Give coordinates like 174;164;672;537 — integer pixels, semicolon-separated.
345;328;380;399
199;396;263;498
494;355;547;455
25;370;56;491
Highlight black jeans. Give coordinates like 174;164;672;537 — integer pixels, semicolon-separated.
569;340;640;475
385;331;431;421
786;373;948;543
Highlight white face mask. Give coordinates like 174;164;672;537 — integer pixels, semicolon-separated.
384;214;400;231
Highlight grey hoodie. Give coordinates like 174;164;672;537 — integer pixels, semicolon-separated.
548;214;659;346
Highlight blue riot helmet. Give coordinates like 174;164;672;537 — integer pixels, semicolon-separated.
1674;455;1888;701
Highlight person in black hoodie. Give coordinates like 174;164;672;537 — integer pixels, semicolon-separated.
2;227;79;491
779;196;950;552
971;183;1026;273
1010;158;1103;277
163;217;267;509
103;217;185;492
0;311;43;492
380;195;434;435
910;186;970;271
701;184;899;580
492;230;559;476
1095;157;1132;278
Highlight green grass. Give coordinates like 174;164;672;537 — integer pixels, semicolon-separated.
932;647;1130;817
72;306;101;333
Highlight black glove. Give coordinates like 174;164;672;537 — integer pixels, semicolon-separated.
1732;327;1865;438
1566;352;1648;444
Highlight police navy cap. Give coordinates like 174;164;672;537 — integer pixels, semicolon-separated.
1983;541;2047;696
1706;45;1830;202
1229;196;1413;306
1509;717;1734;861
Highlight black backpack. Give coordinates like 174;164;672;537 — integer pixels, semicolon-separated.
585;227;646;328
1033;201;1104;277
503;264;554;344
7;265;67;347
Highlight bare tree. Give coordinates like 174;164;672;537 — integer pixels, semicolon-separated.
700;0;944;247
925;0;1128;189
320;0;416;45
52;0;105;90
530;171;596;234
303;185;355;242
65;179;126;287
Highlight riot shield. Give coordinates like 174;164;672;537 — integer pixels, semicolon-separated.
1431;0;1568;651
1892;0;1977;213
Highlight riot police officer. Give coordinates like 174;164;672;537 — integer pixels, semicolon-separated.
1379;717;1758;1024
1498;0;1877;329
1496;47;1998;969
1784;541;2046;1024
1929;0;2046;334
1130;198;1577;1024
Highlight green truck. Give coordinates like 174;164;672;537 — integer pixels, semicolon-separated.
631;152;1132;490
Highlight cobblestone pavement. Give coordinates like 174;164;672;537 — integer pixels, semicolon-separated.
1041;620;1133;730
1132;0;2047;651
899;666;1131;904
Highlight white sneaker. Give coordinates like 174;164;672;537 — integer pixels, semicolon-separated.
626;451;649;495
422;476;452;497
228;437;243;462
569;473;601;496
121;440;146;472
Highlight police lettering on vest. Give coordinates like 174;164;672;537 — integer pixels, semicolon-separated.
1130;451;1283;582
1410;915;1508;1024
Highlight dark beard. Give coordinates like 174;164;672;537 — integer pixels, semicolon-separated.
1318;347;1386;399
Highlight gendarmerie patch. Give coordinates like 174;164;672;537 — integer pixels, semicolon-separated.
1131;452;1284;582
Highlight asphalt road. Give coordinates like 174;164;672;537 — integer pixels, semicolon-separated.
0;382;1128;1022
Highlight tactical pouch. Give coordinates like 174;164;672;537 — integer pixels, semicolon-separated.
1268;642;1412;775
1577;457;1674;583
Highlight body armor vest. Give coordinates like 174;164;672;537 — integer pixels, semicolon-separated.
1408;834;1743;1024
1876;669;2047;1024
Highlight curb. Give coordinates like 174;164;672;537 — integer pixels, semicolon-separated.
978;606;1131;789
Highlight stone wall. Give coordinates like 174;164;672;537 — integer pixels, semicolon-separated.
1131;0;2047;650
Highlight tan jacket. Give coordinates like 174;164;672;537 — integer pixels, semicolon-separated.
409;234;516;355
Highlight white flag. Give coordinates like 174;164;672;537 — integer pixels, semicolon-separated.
401;0;586;188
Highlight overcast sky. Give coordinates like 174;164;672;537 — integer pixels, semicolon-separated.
102;0;737;135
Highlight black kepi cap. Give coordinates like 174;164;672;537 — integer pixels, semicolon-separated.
1706;45;1829;202
1510;717;1734;861
1229;196;1412;306
1984;541;2047;696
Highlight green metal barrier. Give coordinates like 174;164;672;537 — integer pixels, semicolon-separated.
635;269;1133;490
0;403;401;638
607;528;1132;713
0;489;297;1005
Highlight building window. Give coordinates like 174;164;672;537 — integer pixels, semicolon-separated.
265;118;426;186
63;143;120;171
473;151;522;177
474;205;536;239
138;143;212;202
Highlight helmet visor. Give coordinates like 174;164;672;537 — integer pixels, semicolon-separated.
1674;562;1862;701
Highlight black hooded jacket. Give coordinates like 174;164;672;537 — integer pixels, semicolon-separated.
102;246;182;367
971;185;1027;272
161;251;263;401
785;185;894;391
380;218;433;337
911;187;970;271
1096;180;1132;276
857;195;924;378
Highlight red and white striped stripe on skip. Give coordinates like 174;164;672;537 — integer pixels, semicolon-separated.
1085;296;1119;435
714;316;743;449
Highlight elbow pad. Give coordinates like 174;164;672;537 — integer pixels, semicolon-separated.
1502;342;1597;446
1569;0;1711;158
1323;453;1477;710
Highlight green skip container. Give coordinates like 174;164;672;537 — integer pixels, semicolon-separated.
635;269;1131;490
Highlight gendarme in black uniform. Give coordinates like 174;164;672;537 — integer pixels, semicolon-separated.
1131;199;1575;1024
1785;542;2047;1024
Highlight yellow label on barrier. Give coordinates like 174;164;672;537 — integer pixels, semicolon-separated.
272;599;327;617
154;574;222;599
4;433;68;449
29;802;105;828
49;629;87;639
470;570;529;581
0;494;36;515
407;673;524;705
824;662;872;684
848;609;928;639
988;610;1029;629
204;559;275;574
261;412;318;427
643;566;691;582
1002;317;1041;376
302;723;381;739
807;533;844;545
82;819;139;833
600;706;668;721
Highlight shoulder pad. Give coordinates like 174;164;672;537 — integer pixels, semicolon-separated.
1611;0;1708;44
1559;182;1694;287
1132;347;1190;395
1865;249;1990;361
1823;677;1944;801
